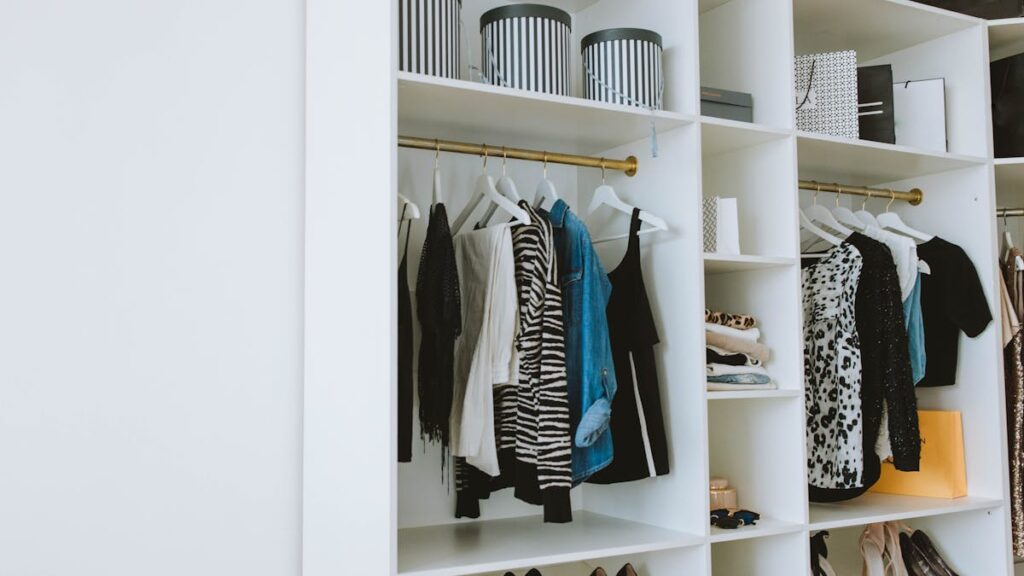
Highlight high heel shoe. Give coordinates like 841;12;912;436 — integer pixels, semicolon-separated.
860;523;887;576
910;531;958;576
589;568;608;576
616;563;638;576
524;570;542;576
900;532;944;576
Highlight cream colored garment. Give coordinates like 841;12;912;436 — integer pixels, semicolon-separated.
705;330;771;363
863;225;918;300
451;223;518;476
704;322;762;342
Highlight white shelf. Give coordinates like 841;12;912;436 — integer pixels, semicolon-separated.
793;0;979;61
990;18;1024;60
700;117;792;158
699;0;733;14
706;389;801;401
397;72;693;156
996;159;1024;193
796;131;986;184
397;511;703;576
808;493;1002;530
703;254;797;273
709;516;804;543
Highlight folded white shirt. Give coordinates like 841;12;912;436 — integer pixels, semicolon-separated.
705;322;761;342
706;363;769;376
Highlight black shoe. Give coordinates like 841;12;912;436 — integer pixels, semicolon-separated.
911;530;959;576
900;532;942;576
616;563;638;576
589;568;608;576
525;570;542;576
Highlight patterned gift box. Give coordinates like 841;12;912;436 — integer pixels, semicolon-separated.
795;50;860;139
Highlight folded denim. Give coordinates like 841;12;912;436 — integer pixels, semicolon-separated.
706;373;773;385
706;347;762;367
705;331;771;363
705;322;761;342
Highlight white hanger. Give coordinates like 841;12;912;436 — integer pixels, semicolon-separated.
876;189;934;242
804;183;854;237
854;189;881;229
532;152;560;210
800;208;842;247
588;161;668;244
451;145;530;233
478;147;523;227
830;185;866;231
397;193;421;220
1003;212;1024;271
431;139;443;205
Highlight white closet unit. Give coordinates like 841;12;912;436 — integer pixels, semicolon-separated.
306;0;1018;574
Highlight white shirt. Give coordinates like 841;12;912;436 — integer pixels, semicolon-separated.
863;225;918;301
450;223;518;477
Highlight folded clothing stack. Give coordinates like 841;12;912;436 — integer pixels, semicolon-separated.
705;309;775;391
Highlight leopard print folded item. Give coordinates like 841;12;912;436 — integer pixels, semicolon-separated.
705;308;756;330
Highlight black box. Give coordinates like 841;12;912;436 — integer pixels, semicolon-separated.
857;65;895;145
993;52;1024;157
914;0;1023;19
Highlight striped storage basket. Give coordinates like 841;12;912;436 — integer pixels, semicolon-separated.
399;0;461;79
582;28;663;110
480;4;572;96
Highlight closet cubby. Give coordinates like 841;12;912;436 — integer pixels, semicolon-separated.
793;0;990;158
810;509;1005;575
710;532;808;576
698;0;795;129
707;398;807;538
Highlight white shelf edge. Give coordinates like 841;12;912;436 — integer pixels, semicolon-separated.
703;253;798;273
699;115;794;138
397;71;696;128
881;0;985;25
708;517;805;544
796;130;988;166
808;496;1002;531
996;157;1024;166
397;512;705;576
706;389;801;401
989;17;1024;28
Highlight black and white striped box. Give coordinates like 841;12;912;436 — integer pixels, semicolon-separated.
480;4;572;96
582;28;664;110
399;0;461;79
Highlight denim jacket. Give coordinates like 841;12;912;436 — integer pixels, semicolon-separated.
547;200;617;482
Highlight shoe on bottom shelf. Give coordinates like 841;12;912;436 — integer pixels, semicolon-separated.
616;563;638;576
910;530;959;576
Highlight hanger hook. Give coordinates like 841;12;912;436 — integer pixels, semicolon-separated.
502;146;509;176
863;188;872;211
482;144;488;171
835;184;842;208
434;138;440;169
543;152;548;179
886;188;896;213
600;158;606;183
813;183;820;206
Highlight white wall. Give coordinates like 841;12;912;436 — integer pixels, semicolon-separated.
0;1;305;575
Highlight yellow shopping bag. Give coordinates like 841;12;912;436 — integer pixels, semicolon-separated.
870;410;967;499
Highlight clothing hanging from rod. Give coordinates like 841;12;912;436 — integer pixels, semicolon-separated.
398;206;414;463
587;209;670;484
416;200;462;472
544;199;617;484
1000;268;1024;558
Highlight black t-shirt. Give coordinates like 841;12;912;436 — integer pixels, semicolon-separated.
916;237;993;387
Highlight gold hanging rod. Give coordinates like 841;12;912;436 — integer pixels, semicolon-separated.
997;208;1024;218
398;135;639;177
798;180;923;206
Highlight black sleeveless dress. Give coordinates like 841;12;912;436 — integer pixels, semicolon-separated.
398;208;413;463
587;208;670;484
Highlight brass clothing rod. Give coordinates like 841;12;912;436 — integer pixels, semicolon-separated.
998;208;1024;218
398;135;639;177
798;180;923;206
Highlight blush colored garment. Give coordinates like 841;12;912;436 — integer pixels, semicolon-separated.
450;223;518;477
